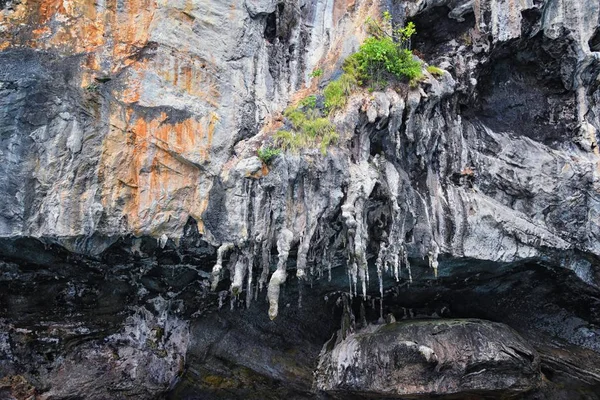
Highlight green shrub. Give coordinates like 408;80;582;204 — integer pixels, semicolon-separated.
299;95;317;109
409;78;421;89
304;107;322;120
284;107;307;127
275;105;337;155
344;16;422;87
274;129;307;152
427;65;444;77
324;80;345;112
304;117;336;138
344;36;422;85
320;130;339;156
324;74;356;112
309;68;324;79
257;147;281;165
338;73;357;93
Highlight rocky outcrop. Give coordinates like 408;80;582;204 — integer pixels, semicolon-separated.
315;319;541;398
0;0;379;245
2;245;599;399
1;0;600;399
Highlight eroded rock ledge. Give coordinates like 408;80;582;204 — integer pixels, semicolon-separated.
315;319;541;398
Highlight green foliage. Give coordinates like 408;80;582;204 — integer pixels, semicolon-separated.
338;73;357;93
398;21;416;43
304;107;322;120
274;130;306;152
427;65;444;77
319;129;339;156
85;83;99;93
286;107;334;137
299;95;317;109
275;103;338;155
303;117;335;138
324;80;345;111
345;14;422;87
284;107;307;127
342;55;362;85
257;147;281;165
344;36;422;86
309;68;324;79
366;14;415;48
324;74;356;112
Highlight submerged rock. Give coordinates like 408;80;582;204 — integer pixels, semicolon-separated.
315;319;541;398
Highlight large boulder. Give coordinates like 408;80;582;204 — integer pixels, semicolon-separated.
315;319;541;398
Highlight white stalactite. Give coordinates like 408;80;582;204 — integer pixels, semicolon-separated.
211;243;234;291
267;228;294;320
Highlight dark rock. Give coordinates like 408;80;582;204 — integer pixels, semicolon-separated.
315;319;541;399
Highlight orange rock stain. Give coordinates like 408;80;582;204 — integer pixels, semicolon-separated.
99;107;216;235
1;0;226;237
1;0;155;64
155;52;221;106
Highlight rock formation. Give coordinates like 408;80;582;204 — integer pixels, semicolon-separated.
1;0;600;399
315;319;541;397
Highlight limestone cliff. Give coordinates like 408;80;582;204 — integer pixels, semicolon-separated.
1;0;600;399
0;0;378;246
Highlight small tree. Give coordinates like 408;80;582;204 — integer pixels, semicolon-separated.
367;12;416;51
345;13;421;87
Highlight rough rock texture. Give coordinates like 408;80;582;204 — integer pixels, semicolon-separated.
2;248;599;399
0;0;378;245
315;319;541;398
1;0;600;399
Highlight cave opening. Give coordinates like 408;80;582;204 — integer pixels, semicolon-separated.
264;11;277;43
409;5;475;61
472;32;578;147
590;26;600;52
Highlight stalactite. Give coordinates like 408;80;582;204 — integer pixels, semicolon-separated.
428;243;439;278
267;228;294;320
403;246;413;283
259;236;272;291
211;243;234;291
246;245;258;307
341;161;378;301
376;244;385;298
258;196;274;292
231;252;247;296
206;92;453;320
355;198;369;299
296;221;318;279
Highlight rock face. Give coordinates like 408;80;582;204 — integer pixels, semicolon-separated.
315;319;541;398
1;0;600;399
0;0;377;245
